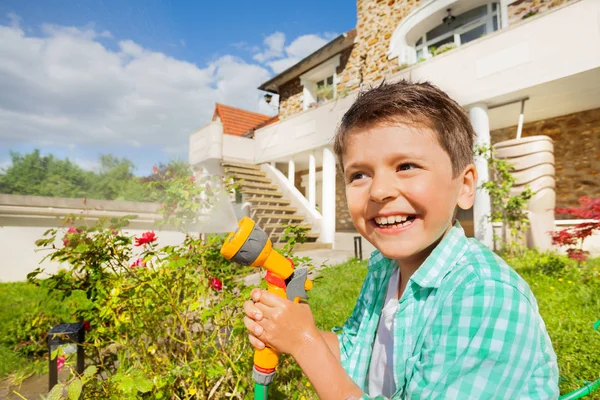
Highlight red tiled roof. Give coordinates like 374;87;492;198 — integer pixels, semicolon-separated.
212;103;278;136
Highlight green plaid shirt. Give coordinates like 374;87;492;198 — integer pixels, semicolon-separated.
335;222;559;399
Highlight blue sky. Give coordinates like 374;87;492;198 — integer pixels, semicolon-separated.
0;0;356;176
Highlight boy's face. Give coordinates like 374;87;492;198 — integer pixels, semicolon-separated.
343;123;476;269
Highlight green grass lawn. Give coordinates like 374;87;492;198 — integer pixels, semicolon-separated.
0;281;70;379
2;255;599;398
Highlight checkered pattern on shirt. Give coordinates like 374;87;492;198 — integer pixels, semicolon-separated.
335;222;559;399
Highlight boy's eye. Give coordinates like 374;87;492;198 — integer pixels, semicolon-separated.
398;163;417;171
349;172;366;182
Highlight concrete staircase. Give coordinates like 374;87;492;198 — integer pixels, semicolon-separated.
222;161;330;250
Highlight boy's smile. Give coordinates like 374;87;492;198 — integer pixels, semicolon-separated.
343;123;476;270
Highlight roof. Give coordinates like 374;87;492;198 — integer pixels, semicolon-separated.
258;29;356;94
212;103;278;136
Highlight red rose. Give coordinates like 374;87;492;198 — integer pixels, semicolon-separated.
135;231;157;246
210;277;222;291
83;321;90;332
67;226;78;233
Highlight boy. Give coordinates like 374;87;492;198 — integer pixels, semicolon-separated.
243;81;559;399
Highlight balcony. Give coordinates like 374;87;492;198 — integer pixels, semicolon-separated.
252;0;600;158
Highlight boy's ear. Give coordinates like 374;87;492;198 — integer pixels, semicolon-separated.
456;163;477;210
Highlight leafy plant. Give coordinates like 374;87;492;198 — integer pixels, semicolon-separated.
522;10;539;19
430;43;456;56
29;217;255;399
475;144;534;255
316;85;335;103
551;196;600;263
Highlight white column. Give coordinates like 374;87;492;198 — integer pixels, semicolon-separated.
322;147;336;244
288;159;295;185
308;153;316;209
470;104;494;249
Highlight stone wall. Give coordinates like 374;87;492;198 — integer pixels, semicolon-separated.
279;78;303;119
338;0;421;90
507;0;571;26
491;107;600;211
336;167;355;231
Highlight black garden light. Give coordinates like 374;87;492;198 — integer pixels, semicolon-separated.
47;323;85;390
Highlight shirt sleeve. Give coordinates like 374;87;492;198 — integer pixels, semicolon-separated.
333;270;373;363
405;278;559;399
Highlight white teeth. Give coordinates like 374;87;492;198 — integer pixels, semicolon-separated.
375;215;412;225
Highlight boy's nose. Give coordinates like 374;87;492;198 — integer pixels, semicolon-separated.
369;173;400;203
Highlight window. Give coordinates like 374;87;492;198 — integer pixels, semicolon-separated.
316;76;335;103
414;2;500;61
299;54;340;110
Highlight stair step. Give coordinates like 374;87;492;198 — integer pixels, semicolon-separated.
240;189;283;197
225;167;266;177
221;162;261;171
230;173;271;183
245;197;291;205
251;205;297;213
262;223;311;230
255;213;305;221
238;181;278;190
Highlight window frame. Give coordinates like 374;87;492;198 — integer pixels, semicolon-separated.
414;2;500;61
299;54;341;110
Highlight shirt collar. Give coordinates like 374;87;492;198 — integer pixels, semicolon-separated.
409;220;469;288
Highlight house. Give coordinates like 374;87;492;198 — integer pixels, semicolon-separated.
190;0;600;254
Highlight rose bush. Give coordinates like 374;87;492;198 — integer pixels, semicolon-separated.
30;218;256;399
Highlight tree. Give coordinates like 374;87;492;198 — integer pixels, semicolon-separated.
0;150;91;198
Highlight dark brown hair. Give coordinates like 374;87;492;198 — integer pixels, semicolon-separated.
334;80;475;177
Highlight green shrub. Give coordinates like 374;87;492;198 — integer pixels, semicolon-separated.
29;218;257;399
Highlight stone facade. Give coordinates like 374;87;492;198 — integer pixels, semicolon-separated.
491;107;600;211
507;0;571;26
337;0;421;91
336;167;355;231
279;78;304;120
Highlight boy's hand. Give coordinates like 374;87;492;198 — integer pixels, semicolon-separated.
243;288;319;358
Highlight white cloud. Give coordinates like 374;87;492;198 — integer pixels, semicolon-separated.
0;18;275;158
41;23;112;40
285;34;328;58
255;32;335;74
253;32;285;63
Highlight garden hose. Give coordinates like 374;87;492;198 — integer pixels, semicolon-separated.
558;320;600;400
254;382;268;400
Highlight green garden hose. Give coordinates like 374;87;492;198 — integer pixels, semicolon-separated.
558;320;600;400
254;383;268;400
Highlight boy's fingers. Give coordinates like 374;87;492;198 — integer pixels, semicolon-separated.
243;316;264;337
257;290;288;307
251;288;262;302
248;334;266;350
243;300;263;320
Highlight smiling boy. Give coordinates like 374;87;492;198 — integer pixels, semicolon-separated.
243;81;559;399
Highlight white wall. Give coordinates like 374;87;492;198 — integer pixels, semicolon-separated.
0;194;189;282
1;225;187;282
189;121;224;165
222;134;256;163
